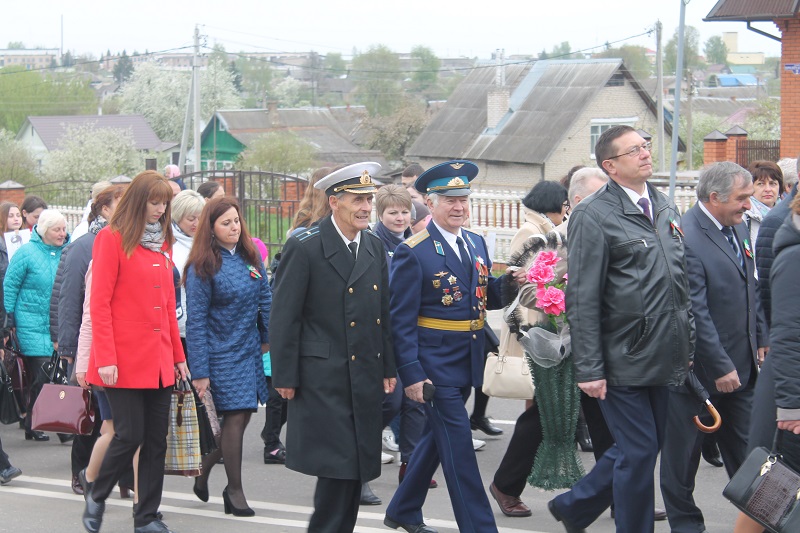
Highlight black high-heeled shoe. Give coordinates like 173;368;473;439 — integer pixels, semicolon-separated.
25;430;49;441
193;478;209;502
222;486;254;517
119;484;134;499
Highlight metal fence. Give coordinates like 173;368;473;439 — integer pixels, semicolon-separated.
180;170;307;258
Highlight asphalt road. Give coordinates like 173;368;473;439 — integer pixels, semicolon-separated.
0;312;740;532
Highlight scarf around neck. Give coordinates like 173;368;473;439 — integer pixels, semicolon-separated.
88;215;108;236
140;221;165;253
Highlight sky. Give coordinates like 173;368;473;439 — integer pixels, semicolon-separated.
1;0;784;61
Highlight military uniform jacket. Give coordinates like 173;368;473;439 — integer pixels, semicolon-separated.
269;215;396;482
389;222;501;389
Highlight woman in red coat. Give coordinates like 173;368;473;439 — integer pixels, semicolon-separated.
82;171;187;533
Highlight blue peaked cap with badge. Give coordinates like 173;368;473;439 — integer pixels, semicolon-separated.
414;160;479;196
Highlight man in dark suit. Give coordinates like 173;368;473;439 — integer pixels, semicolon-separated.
384;161;503;533
270;163;397;533
660;161;768;533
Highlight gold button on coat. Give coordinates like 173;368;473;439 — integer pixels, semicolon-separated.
351;355;356;360
350;322;356;327
376;319;381;325
349;288;354;294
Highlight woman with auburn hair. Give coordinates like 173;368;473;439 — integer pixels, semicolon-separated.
291;167;332;232
746;160;784;256
82;171;187;533
184;197;271;516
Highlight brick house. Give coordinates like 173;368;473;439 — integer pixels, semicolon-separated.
406;59;683;192
705;0;800;159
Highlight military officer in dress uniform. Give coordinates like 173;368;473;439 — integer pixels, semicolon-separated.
270;162;397;533
384;161;503;533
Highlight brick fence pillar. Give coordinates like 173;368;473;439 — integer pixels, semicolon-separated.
725;126;748;165
703;130;728;165
0;181;26;206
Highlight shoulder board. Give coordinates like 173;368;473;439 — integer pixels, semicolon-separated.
404;229;430;249
363;228;380;240
296;226;320;242
462;228;481;239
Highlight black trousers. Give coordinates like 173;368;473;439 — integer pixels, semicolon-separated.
91;386;172;528
261;376;287;450
308;477;361;533
23;356;49;433
493;393;615;498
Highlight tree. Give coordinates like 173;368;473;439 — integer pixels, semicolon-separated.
236;54;273;107
363;98;429;161
678;112;726;170
41;123;141;190
236;131;316;174
119;59;242;142
113;50;134;83
61;51;74;68
0;130;38;186
704;35;728;65
7;42;24;49
410;45;440;90
351;44;403;116
271;76;308;107
665;26;702;75
594;45;651;79
0;66;97;132
743;98;781;140
322;52;346;78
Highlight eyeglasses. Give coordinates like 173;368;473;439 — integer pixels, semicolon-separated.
562;201;571;211
606;141;652;161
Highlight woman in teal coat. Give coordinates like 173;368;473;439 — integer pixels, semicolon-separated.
4;209;69;441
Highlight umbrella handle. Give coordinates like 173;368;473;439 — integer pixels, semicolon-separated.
694;400;721;433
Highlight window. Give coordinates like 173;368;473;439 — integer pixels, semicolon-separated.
589;118;637;158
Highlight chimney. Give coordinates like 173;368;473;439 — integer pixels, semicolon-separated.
487;49;510;130
266;100;280;127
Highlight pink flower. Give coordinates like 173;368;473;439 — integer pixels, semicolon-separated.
537;250;560;268
562;273;568;285
536;286;566;316
526;261;555;285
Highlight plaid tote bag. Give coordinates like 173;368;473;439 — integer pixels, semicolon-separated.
164;379;202;476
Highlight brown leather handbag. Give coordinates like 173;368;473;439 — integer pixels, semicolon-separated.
30;352;95;435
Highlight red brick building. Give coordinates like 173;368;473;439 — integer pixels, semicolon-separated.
705;0;800;159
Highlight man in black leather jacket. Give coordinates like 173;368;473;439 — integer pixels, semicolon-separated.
548;125;695;533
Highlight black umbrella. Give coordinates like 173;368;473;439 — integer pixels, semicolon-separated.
685;371;722;433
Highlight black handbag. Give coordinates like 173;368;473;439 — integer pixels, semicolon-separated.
0;361;21;425
191;384;218;457
723;431;800;533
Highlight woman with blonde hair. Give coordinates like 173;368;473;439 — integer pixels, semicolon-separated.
82;171;187;533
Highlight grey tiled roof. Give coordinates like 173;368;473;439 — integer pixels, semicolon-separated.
23;114;166;150
408;59;676;164
704;0;799;21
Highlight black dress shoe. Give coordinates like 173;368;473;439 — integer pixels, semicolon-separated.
360;482;381;505
72;473;84;495
25;430;49;441
82;494;105;533
701;437;724;468
611;506;667;522
58;433;75;444
133;520;174;533
548;499;586;533
384;515;438;533
470;416;503;436
263;446;286;464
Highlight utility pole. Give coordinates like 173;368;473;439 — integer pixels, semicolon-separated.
178;76;193;171
656;21;665;172
669;0;690;200
686;70;694;170
193;25;202;172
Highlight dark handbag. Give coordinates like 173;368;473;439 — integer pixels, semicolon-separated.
0;362;21;425
2;329;27;403
723;431;800;533
191;385;218;457
30;351;95;435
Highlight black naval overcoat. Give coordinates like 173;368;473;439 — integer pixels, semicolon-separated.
269;215;396;482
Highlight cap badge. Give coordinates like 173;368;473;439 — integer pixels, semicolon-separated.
447;177;465;187
450;163;464;170
360;170;372;184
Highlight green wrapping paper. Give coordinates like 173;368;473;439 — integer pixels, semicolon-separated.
524;325;584;490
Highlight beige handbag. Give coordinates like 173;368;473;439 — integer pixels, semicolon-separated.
482;353;534;399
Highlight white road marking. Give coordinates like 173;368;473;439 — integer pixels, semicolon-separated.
7;475;546;533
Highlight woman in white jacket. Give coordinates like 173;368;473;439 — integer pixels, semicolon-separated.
170;190;205;338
